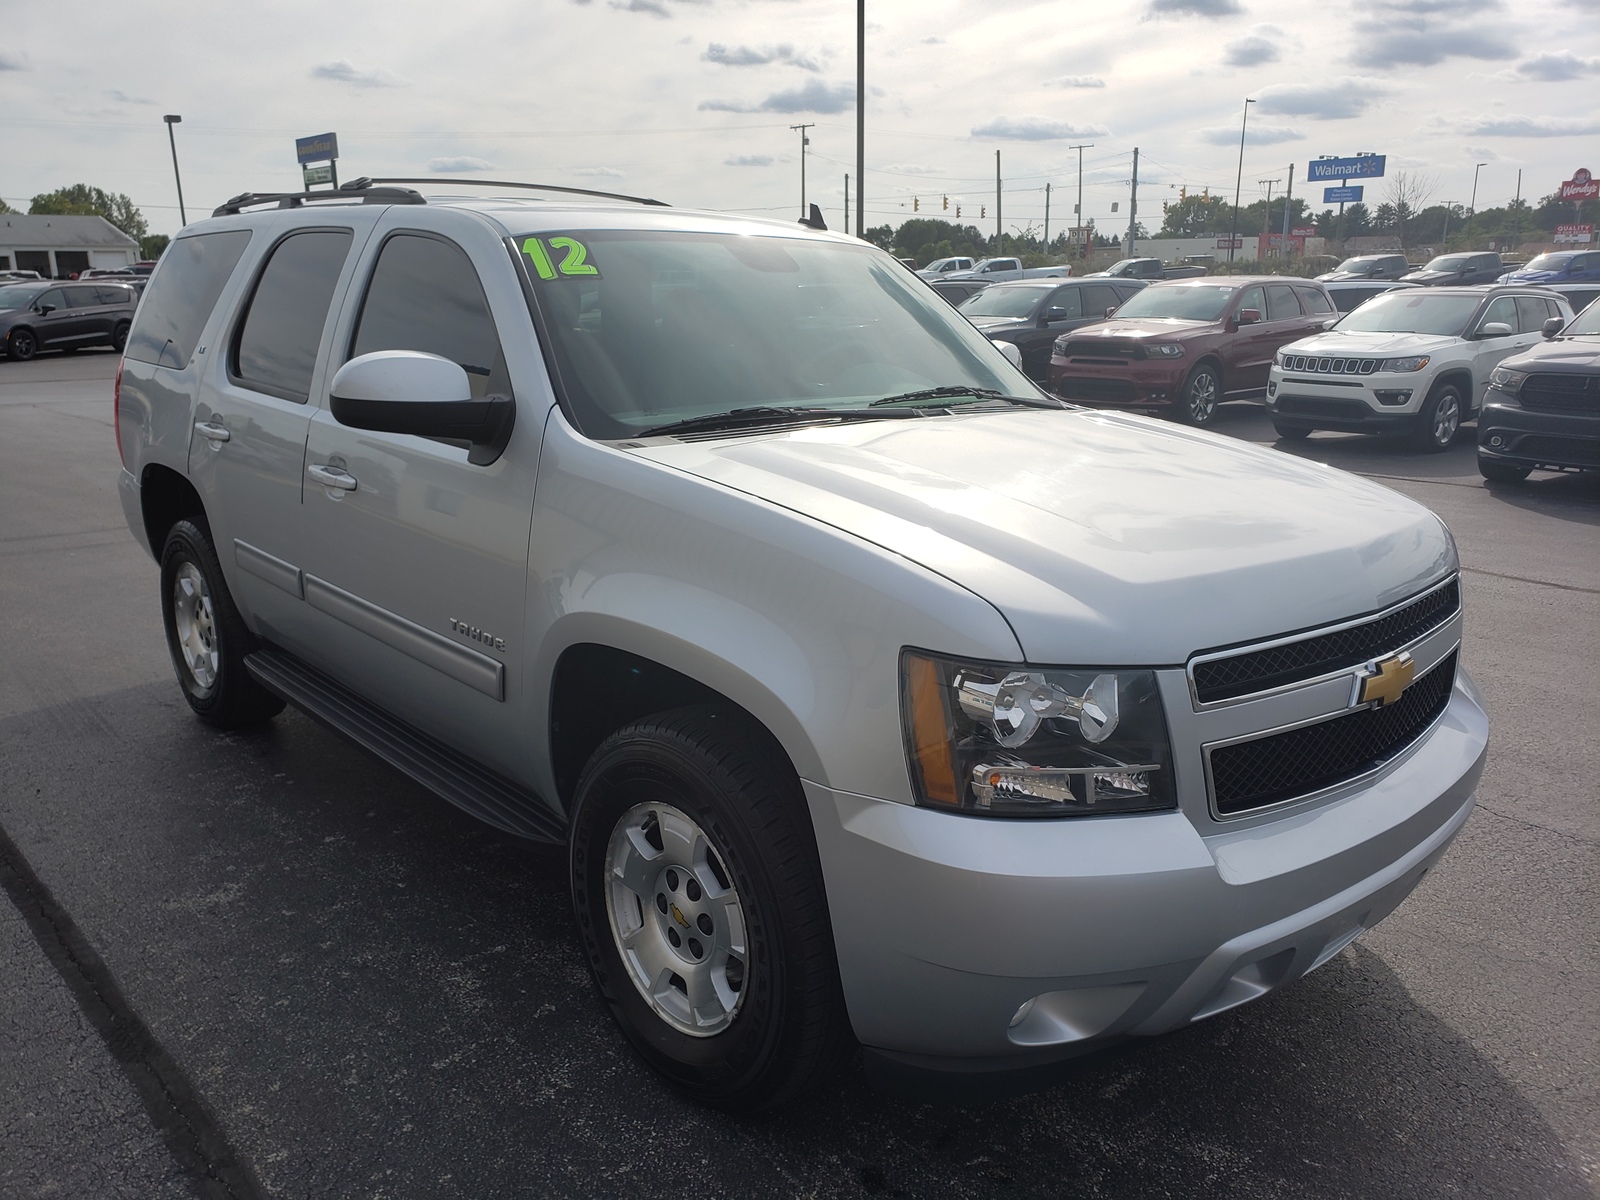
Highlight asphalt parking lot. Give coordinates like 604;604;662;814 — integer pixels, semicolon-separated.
2;349;1595;1199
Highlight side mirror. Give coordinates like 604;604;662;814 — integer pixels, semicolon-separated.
329;351;515;465
1476;321;1514;338
991;339;1024;369
1542;316;1566;339
36;303;56;315
1105;306;1119;318
1236;308;1262;325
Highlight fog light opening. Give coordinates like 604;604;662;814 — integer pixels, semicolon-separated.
1374;389;1412;407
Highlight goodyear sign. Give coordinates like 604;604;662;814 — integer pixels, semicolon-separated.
296;132;339;165
1309;156;1385;182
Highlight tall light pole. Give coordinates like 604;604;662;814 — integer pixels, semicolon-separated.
1071;142;1093;262
790;123;814;216
855;0;864;239
1228;98;1254;263
163;114;187;227
1468;161;1487;235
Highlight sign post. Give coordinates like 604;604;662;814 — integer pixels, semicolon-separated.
295;132;340;190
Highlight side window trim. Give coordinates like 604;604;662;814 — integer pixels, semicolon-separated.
344;228;505;370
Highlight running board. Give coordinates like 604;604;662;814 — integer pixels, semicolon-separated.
245;647;566;844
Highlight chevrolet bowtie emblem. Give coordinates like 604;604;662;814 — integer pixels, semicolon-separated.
1354;652;1416;708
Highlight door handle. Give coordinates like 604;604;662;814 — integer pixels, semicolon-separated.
194;421;231;443
308;463;358;492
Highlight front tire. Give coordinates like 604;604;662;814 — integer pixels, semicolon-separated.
159;519;285;729
569;706;850;1110
6;329;38;361
112;321;130;353
1411;382;1463;453
1478;455;1531;483
1176;362;1221;426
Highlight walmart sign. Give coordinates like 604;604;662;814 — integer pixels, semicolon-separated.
1309;156;1386;182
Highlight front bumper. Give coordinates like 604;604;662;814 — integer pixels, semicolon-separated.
1048;356;1187;409
1478;398;1600;472
805;669;1486;1077
1265;368;1433;431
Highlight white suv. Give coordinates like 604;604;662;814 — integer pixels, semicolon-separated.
1266;286;1573;451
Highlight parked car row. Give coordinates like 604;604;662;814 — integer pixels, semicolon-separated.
0;280;140;360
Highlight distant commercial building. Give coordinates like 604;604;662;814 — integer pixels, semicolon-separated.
0;214;140;278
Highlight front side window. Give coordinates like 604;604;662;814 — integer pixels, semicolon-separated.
519;229;1033;439
232;230;354;402
1236;286;1267;317
1044;287;1082;318
351;234;508;398
37;288;66;311
126;230;252;369
1477;296;1518;332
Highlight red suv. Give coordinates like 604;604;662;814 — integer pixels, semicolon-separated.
1048;276;1338;425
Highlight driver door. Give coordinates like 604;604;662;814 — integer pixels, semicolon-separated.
1468;295;1536;410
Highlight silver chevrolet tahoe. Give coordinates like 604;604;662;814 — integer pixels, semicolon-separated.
115;180;1487;1109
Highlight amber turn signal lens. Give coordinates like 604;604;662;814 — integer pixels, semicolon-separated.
905;653;958;806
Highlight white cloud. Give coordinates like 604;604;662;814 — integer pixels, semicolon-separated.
427;156;494;173
1255;78;1390;119
1224;35;1279;66
725;154;774;166
700;79;855;114
0;51;24;71
883;163;943;174
971;116;1111;140
573;166;627;177
310;61;404;88
1462;114;1600;137
704;43;821;71
1195;122;1305;144
1147;0;1242;14
1045;75;1106;88
1515;52;1600;81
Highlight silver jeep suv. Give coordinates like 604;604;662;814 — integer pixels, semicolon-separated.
115;180;1487;1108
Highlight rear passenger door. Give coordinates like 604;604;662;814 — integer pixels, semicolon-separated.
187;215;381;638
294;216;546;781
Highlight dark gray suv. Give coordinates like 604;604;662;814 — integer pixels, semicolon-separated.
0;281;139;361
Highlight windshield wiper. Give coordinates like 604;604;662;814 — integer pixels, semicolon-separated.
870;385;1066;410
637;405;924;439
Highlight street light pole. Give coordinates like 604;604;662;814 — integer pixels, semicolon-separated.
1468;162;1487;235
163;114;187;227
790;123;814;217
855;0;864;239
1070;142;1093;263
1228;98;1255;263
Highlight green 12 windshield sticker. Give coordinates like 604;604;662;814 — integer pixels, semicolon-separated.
522;236;600;280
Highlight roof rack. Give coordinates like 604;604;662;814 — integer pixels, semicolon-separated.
212;186;424;217
346;177;671;208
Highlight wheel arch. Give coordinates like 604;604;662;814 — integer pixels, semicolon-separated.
1429;367;1475;412
138;463;207;559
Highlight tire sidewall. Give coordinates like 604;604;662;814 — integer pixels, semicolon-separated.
159;520;232;718
570;738;788;1097
1424;383;1463;450
1181;363;1220;425
8;329;37;361
112;322;130;352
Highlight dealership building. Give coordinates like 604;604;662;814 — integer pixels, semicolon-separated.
0;214;140;278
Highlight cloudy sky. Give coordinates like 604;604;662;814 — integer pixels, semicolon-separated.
4;0;1597;239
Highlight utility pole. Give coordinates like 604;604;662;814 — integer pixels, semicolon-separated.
995;150;1002;257
1126;147;1139;256
1281;165;1294;257
1229;97;1255;263
855;0;864;239
1070;142;1093;263
1259;178;1279;255
790;123;814;217
1512;168;1523;249
1043;182;1050;252
844;174;850;235
163;114;187;226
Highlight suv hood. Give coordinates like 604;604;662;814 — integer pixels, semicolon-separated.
1285;330;1460;357
1503;336;1600;371
965;314;1034;333
1066;317;1212;340
636;410;1453;664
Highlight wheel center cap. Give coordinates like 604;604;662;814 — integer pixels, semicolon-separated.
669;902;691;929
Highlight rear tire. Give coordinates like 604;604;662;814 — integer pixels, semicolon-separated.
1410;382;1463;453
112;321;130;353
1175;363;1221;426
1478;455;1531;484
159;519;285;729
569;706;851;1110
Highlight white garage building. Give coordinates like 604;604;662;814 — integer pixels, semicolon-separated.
0;214;140;279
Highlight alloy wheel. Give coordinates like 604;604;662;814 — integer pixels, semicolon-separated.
171;561;219;690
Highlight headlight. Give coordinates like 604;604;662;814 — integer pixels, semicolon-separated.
1488;365;1528;396
1380;355;1431;372
900;650;1176;818
1052;337;1069;356
1146;343;1185;358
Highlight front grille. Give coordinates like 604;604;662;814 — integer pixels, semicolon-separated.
1210;650;1457;816
1063;340;1146;361
1280;354;1380;375
1520;373;1600;414
1273;395;1374;420
1191;578;1459;704
1057;377;1137;402
1510;434;1600;466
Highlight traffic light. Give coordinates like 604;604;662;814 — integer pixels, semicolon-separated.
942;195;949;211
1180;186;1187;201
981;205;986;219
955;205;961;218
914;197;920;212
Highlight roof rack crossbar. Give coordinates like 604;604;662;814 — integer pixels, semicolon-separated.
345;177;671;208
212;187;425;218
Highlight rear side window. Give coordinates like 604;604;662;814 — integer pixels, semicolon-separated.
126;230;252;369
1081;284;1120;317
231;230;354;402
65;285;102;308
350;234;508;397
1514;297;1551;333
96;285;134;306
1265;285;1300;320
1296;286;1334;314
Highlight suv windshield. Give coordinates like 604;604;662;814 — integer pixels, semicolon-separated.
1336;291;1481;336
0;285;44;310
1522;254;1572;273
1422;254;1474;272
1107;284;1233;322
519;229;1034;438
959;286;1051;318
1565;302;1600;336
1335;258;1382;274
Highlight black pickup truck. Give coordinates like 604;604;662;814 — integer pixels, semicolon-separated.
1093;257;1209;281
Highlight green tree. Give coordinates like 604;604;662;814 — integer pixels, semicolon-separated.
861;224;894;250
1342;203;1372;236
139;234;170;260
0;197;14;215
1157;195;1231;237
29;184;148;240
